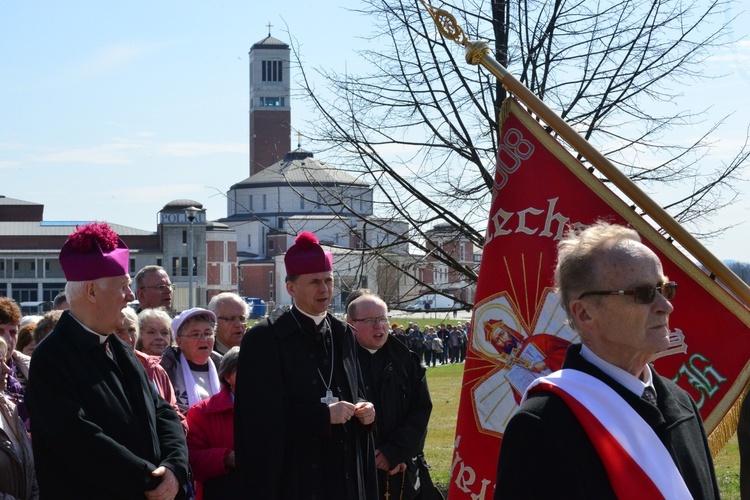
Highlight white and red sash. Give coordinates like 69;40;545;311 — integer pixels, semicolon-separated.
523;369;692;500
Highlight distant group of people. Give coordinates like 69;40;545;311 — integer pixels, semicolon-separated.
392;322;468;366
0;220;742;499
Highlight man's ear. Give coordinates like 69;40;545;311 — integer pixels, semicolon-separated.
84;281;98;304
285;280;295;297
570;299;595;334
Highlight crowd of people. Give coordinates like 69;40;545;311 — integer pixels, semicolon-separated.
0;221;744;499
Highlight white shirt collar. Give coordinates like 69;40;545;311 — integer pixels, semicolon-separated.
580;344;656;398
69;312;110;344
293;306;327;326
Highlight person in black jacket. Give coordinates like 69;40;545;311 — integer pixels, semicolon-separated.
347;290;435;500
495;221;719;499
26;223;189;499
234;232;378;499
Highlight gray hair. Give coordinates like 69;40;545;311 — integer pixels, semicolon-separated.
65;277;116;303
207;293;249;317
134;265;167;290
218;346;240;388
554;221;641;331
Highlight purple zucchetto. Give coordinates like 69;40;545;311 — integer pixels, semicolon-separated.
59;223;130;281
284;232;333;276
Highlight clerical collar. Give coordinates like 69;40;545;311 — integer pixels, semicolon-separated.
364;347;378;355
580;344;655;398
293;306;327;326
69;312;110;344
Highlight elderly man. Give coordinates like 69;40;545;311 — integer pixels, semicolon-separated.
26;223;190;499
494;222;719;499
135;265;174;311
347;290;434;500
207;292;249;355
235;231;378;499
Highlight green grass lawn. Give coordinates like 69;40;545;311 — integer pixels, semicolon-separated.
422;362;741;498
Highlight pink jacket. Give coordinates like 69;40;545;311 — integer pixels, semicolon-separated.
185;385;235;497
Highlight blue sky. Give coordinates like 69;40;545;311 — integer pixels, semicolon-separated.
1;1;748;262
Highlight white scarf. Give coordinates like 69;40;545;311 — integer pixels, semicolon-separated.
523;369;692;500
179;352;221;408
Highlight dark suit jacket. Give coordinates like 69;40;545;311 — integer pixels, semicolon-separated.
26;311;189;499
234;308;378;499
495;344;720;499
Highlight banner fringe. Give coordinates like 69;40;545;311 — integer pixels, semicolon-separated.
709;385;746;458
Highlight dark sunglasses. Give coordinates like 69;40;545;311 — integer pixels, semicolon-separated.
578;281;677;304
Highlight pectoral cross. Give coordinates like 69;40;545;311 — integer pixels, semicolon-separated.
321;390;339;405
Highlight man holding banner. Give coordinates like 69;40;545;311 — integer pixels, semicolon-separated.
494;222;719;499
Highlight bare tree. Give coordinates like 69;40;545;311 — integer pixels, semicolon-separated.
292;0;749;307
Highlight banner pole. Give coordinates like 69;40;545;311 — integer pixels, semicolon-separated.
422;2;750;308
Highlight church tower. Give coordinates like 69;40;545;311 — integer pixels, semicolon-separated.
248;29;291;176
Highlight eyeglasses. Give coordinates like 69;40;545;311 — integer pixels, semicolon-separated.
351;316;390;326
140;284;176;292
180;333;215;341
578;281;677;304
218;315;247;323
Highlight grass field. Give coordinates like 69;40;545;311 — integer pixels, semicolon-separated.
421;362;741;498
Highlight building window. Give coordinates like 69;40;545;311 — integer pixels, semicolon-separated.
14;262;19;271
30;261;36;271
248;195;253;211
277;217;284;229
172;257;181;277
130;259;135;273
262;60;282;82
269;271;274;286
268;240;275;251
180;257;188;277
300;196;305;209
45;261;50;271
262;194;267;210
460;243;466;262
247;234;252;248
157;258;163;267
259;96;284;107
182;230;187;244
0;262;4;271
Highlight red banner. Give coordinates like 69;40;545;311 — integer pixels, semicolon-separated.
448;98;750;499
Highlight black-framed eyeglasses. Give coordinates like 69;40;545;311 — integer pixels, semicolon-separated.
218;315;247;323
578;281;677;304
140;284;176;292
351;316;390;326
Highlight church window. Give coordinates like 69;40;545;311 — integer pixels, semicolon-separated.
262;60;283;82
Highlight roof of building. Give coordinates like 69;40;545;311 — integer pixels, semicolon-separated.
0;196;42;206
251;35;289;50
230;148;368;189
161;199;204;211
0;221;154;237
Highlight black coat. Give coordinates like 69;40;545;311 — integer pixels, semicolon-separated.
495;344;720;500
25;311;189;499
359;336;433;499
234;308;378;499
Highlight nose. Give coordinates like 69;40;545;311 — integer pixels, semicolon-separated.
126;288;136;302
653;291;674;314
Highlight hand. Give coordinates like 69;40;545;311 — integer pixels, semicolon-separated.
328;400;357;424
374;449;391;472
389;462;407;475
225;450;236;470
354;401;375;425
145;466;179;500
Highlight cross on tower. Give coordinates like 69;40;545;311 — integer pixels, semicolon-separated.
266;22;273;37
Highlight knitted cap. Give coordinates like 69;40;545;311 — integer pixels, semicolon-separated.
284;232;333;276
59;223;130;281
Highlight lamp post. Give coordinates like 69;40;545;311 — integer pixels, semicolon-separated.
185;206;199;309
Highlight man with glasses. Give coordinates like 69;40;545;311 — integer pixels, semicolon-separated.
207;292;249;355
135;265;175;312
346;290;436;500
495;222;719;499
235;232;378;499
